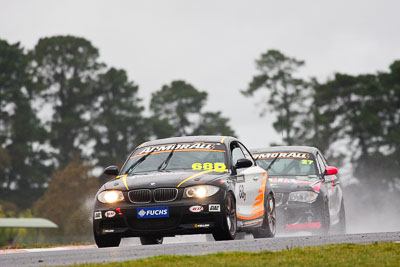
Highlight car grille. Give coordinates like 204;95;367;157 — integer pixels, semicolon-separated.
128;189;151;203
128;188;179;203
154;188;178;202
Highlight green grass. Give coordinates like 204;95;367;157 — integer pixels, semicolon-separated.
67;242;400;267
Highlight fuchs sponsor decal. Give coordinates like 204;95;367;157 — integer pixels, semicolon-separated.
94;211;102;220
253;152;310;160
209;204;220;212
135;142;225;156
105;210;116;218
194;223;210;228
189;205;204;212
137;206;169;218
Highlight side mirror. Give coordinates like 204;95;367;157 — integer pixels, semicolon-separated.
235;158;253;169
325;166;338;175
104;165;119;176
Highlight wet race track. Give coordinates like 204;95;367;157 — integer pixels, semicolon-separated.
1;232;399;267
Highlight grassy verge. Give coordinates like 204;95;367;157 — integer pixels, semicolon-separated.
67;242;399;267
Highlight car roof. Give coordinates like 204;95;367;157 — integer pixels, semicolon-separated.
138;136;238;147
250;146;319;154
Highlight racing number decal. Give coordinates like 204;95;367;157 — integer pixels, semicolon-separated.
302;160;314;165
191;163;227;172
239;185;246;201
178;163;228;188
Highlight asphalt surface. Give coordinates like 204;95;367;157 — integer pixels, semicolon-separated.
1;232;399;267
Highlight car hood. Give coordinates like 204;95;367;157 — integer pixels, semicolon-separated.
268;176;321;193
103;169;230;191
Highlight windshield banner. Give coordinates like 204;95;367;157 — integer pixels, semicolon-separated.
133;142;226;157
253;152;310;160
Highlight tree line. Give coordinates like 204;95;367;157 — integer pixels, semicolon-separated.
0;36;399;244
243;49;400;191
0;36;236;242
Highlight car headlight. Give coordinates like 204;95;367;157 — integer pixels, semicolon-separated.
288;191;318;203
184;185;220;198
97;190;124;204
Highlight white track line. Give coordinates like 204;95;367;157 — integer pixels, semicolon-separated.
0;245;96;255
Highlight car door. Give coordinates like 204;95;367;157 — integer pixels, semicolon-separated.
316;152;339;218
231;142;265;221
320;153;343;220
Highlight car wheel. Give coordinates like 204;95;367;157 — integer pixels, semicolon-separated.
253;193;276;238
140;236;164;245
332;200;346;235
315;198;330;236
94;232;121;248
213;192;237;241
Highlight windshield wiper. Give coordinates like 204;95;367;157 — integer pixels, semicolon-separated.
157;144;176;171
266;154;280;171
125;152;152;175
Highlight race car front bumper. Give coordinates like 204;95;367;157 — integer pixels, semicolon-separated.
275;193;324;232
93;189;227;238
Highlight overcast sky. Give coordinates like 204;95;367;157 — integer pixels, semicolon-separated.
1;0;399;148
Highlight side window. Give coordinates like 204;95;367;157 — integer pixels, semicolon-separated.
321;154;329;166
238;143;255;166
231;143;246;166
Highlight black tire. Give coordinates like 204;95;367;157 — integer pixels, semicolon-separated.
314;199;330;236
94;233;121;248
213;192;237;241
332;200;346;235
140;236;163;245
253;193;276;238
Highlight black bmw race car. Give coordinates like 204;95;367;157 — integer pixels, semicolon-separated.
250;146;346;235
93;136;276;247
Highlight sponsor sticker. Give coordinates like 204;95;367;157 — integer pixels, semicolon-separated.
253;152;310;160
242;219;263;227
194;223;210;228
137;206;169;219
131;142;227;158
236;175;245;183
269;178;311;184
189;205;204;213
209;204;220;212
105;211;116;218
140;143;215;154
94;211;102;220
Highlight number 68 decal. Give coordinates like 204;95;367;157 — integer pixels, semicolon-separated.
192;163;227;172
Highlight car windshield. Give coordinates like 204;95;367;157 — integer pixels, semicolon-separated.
253;152;317;176
121;142;227;175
